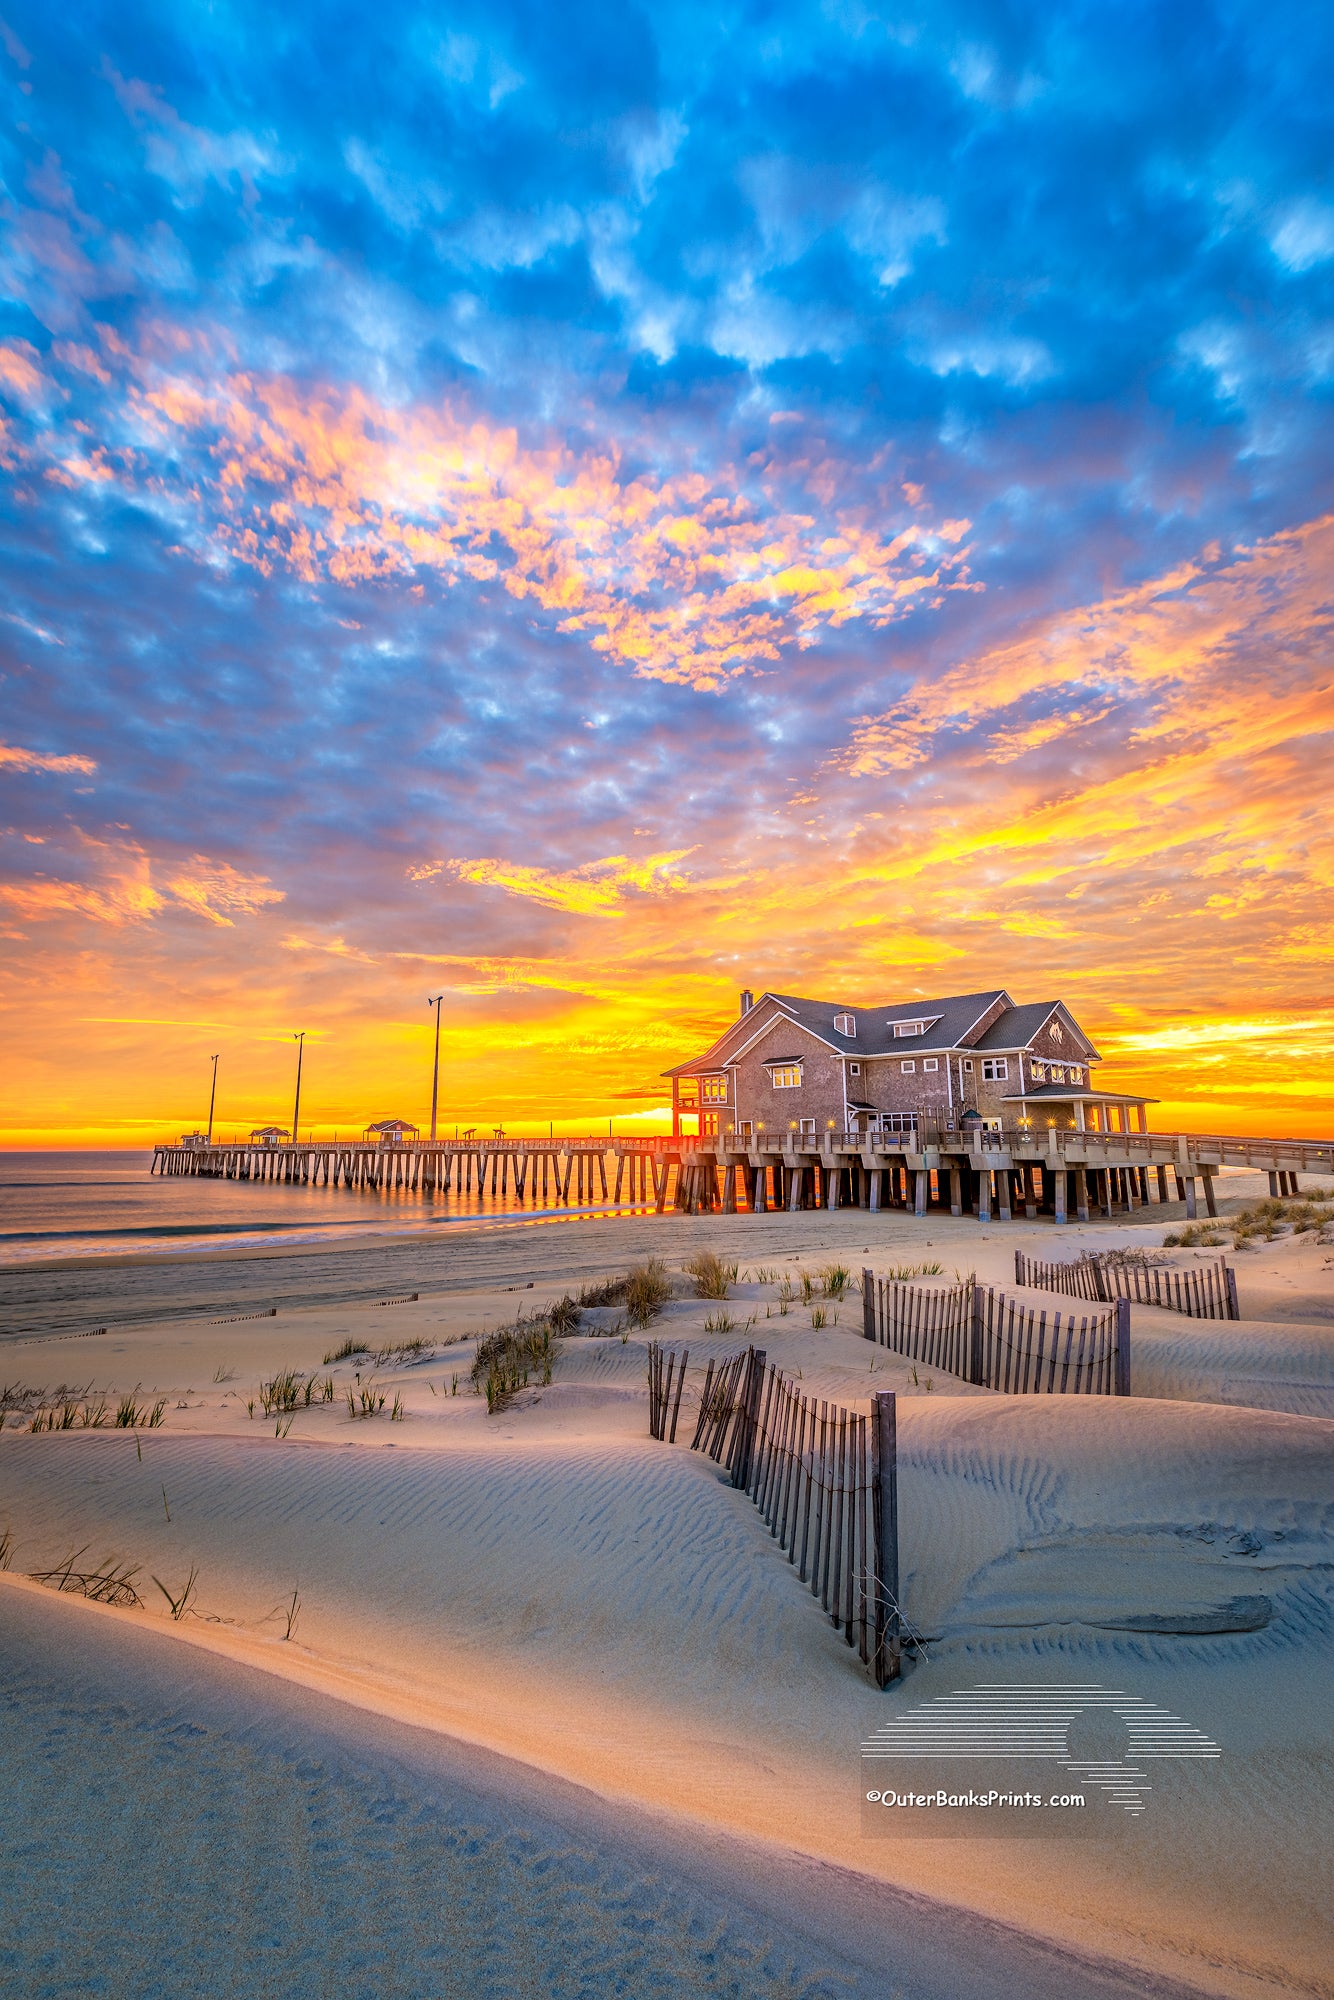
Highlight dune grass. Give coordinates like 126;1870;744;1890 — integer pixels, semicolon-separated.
112;1396;165;1430
471;1314;556;1413
152;1565;199;1621
684;1251;737;1299
31;1546;143;1607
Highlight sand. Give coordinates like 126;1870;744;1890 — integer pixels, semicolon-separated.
1;1185;1331;1998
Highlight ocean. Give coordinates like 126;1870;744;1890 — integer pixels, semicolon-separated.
0;1150;648;1267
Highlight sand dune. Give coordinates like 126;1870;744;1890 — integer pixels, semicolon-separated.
1;1215;1331;1998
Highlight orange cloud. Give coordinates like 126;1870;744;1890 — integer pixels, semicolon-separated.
106;364;974;688
424;849;700;915
1;835;282;928
0;743;95;773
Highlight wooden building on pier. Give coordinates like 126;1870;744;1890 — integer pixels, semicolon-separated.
665;989;1154;1142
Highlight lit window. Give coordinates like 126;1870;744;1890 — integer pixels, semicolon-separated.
900;1059;916;1074
1050;1065;1066;1084
982;1058;1008;1081
833;1012;856;1036
770;1064;802;1089
923;1058;939;1073
701;1077;728;1102
1032;1062;1048;1082
1070;1066;1083;1084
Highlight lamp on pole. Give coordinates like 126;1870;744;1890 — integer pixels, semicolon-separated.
427;995;444;1142
206;1053;219;1145
291;1032;305;1145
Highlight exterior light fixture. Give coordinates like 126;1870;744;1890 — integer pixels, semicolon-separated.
789;1120;797;1130
827;1118;835;1128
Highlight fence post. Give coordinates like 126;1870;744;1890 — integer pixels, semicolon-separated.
1114;1298;1131;1396
730;1347;768;1491
1014;1249;1024;1286
1224;1264;1240;1322
871;1391;900;1687
862;1268;875;1342
968;1280;986;1387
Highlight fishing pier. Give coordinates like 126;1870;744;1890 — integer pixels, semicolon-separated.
150;1124;1331;1223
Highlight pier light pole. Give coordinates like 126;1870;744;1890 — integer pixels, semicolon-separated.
206;1053;219;1145
291;1032;305;1145
427;994;444;1141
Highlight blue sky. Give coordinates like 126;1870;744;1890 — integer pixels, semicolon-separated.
2;1;1332;1137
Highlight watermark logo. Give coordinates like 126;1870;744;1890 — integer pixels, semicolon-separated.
862;1680;1220;1837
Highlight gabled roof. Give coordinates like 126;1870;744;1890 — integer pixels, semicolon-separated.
972;1000;1100;1059
663;989;1103;1076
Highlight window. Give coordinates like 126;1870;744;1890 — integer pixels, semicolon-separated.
1050;1065;1066;1084
1031;1061;1048;1082
770;1064;802;1089
701;1076;728;1103
833;1012;856;1036
982;1057;1008;1081
701;1112;720;1136
961;1058;974;1072
923;1057;939;1073
1070;1066;1083;1084
848;1061;860;1076
892;1020;924;1038
900;1059;916;1074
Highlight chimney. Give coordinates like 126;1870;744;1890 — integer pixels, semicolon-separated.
739;989;754;1016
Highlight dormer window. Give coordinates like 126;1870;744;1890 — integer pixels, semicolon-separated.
833;1012;856;1037
893;1021;924;1038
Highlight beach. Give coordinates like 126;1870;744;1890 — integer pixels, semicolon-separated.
2;1172;1332;1998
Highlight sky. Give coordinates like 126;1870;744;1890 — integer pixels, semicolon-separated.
1;0;1332;1145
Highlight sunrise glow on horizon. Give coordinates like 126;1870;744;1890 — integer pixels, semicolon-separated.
2;4;1332;1147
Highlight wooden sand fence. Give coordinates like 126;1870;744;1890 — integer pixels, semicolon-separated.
657;1345;901;1687
1014;1249;1239;1320
863;1271;1130;1396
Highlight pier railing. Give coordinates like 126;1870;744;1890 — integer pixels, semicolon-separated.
863;1272;1129;1396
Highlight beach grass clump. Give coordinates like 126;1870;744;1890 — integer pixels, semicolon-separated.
578;1275;627;1308
704;1308;736;1334
817;1263;852;1298
113;1395;165;1430
31;1545;142;1607
372;1335;433;1365
324;1337;370;1365
624;1258;673;1326
1227;1194;1334;1247
685;1251;736;1299
259;1369;303;1415
471;1316;556;1413
345;1383;387;1418
1163;1223;1229;1247
152;1565;199;1621
882;1261;945;1280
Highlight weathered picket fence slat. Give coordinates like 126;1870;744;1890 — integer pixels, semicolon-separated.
863;1272;1129;1396
1013;1249;1238;1320
647;1343;689;1442
683;1347;901;1687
